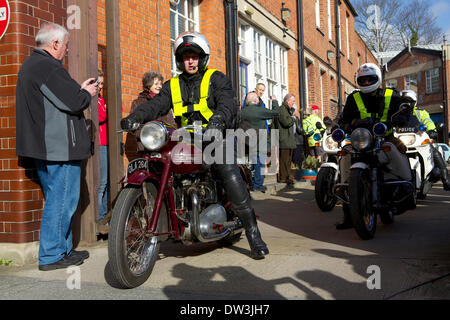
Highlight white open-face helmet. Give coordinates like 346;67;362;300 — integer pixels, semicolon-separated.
401;89;417;107
173;31;210;72
356;63;382;93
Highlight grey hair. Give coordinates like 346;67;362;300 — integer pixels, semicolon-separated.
283;93;295;103
245;92;259;105
35;23;69;47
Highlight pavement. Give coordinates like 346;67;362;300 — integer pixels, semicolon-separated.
1;172;450;301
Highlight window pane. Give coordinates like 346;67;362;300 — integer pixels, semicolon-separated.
170;11;176;39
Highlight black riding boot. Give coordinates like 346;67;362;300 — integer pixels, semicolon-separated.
433;147;450;191
336;205;353;230
216;164;269;259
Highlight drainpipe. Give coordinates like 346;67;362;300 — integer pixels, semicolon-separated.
297;0;306;123
335;0;343;112
224;0;240;104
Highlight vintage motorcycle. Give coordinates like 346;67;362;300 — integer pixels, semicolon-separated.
108;122;251;289
330;104;417;240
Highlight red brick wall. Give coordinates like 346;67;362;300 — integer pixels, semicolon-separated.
388;51;442;109
0;0;67;243
1;0;378;244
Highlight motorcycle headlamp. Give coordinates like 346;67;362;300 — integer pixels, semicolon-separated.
398;134;416;146
331;129;345;143
351;128;372;151
140;121;169;151
325;135;339;151
373;122;387;137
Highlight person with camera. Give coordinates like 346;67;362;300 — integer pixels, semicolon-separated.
401;89;450;191
120;32;269;260
16;23;98;270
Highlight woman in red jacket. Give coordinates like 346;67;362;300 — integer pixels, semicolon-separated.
97;70;109;224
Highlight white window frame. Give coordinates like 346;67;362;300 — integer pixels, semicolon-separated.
315;0;321;29
337;1;341;48
406;73;418;91
238;25;289;106
346;13;350;58
386;79;397;89
170;0;200;75
253;31;263;76
327;0;332;40
426;68;440;94
239;23;248;59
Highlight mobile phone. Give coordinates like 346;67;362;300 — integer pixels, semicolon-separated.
90;78;98;85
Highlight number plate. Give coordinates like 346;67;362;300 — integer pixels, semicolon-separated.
396;127;416;133
126;158;148;177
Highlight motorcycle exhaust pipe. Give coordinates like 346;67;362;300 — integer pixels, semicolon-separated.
188;188;243;243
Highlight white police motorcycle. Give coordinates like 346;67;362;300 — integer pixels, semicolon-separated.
394;120;441;199
315;130;345;211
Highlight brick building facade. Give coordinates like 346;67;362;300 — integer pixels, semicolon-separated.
0;0;376;264
385;44;450;143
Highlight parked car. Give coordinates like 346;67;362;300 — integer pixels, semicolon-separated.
437;143;450;164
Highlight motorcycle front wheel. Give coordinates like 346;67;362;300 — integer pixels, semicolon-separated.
315;167;338;211
349;168;377;240
108;182;165;289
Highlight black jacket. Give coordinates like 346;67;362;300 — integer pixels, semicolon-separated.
131;69;238;129
16;49;92;161
339;88;403;133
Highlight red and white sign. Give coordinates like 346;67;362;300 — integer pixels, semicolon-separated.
0;0;10;41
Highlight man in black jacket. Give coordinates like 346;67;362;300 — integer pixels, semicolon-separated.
121;31;269;260
336;62;405;230
16;23;98;270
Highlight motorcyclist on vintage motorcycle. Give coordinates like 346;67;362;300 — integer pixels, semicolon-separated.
400;89;450;191
336;62;407;229
120;31;269;260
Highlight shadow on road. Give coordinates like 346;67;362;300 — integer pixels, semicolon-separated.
162;263;323;300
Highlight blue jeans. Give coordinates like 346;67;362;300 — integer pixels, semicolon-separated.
34;159;81;265
97;145;110;222
251;154;266;190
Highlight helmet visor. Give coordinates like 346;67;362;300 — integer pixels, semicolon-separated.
357;75;379;87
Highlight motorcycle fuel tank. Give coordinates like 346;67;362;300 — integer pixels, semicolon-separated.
170;142;204;174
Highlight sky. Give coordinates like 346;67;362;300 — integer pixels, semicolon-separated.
419;0;450;40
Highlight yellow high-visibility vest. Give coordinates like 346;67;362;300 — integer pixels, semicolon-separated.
353;88;393;135
170;69;217;127
414;107;436;132
353;88;393;123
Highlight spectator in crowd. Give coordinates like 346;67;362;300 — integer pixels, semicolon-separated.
273;93;297;186
240;92;280;192
131;71;176;126
303;105;325;160
97;70;110;232
16;23;97;271
290;104;305;171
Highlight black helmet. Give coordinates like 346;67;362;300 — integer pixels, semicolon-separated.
173;31;210;72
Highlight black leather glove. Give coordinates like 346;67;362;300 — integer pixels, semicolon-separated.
316;121;323;130
428;130;438;140
204;115;226;143
120;113;142;131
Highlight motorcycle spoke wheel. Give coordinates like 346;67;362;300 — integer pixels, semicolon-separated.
108;183;163;289
124;195;158;276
